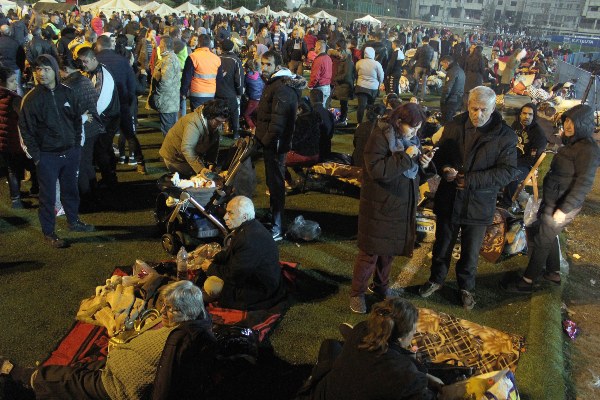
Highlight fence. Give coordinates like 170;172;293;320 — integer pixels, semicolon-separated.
562;52;600;68
555;60;600;109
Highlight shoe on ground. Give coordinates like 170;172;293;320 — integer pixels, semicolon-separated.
118;155;126;164
500;277;534;294
349;295;367;314
128;154;137;166
44;233;68;248
419;281;442;298
11;199;24;209
69;220;96;232
543;271;561;285
460;290;476;310
335;119;348;127
367;283;404;299
137;163;147;175
272;230;283;242
338;322;354;339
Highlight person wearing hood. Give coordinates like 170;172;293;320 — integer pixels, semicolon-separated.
502;103;547;206
19;54;95;249
256;50;307;241
418;86;518;310
355;46;384;124
502;104;600;294
215;39;243;139
439;54;465;123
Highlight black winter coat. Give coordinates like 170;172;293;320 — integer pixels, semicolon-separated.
358;120;426;257
333;54;354;101
255;71;306;153
511;115;547;169
0;36;25;71
293;110;322;157
433;111;518;225
414;43;434;69
541;105;600;216
216;51;243;98
206;219;285;311
312;321;434;400
62;71;103;139
441;62;464;104
463;53;485;95
96;49;136;112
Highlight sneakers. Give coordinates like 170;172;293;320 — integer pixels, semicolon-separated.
137;163;147;175
460;290;476;310
419;281;442;298
367;283;404;300
543;271;561;285
11;199;24;209
349;295;367;314
69;220;96;232
44;233;68;248
335;118;348;127
128;154;137;166
272;230;283;242
118;155;127;164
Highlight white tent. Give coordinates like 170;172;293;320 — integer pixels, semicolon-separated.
232;6;252;16
354;14;381;26
290;10;312;21
0;0;17;11
140;1;160;12
176;2;200;14
36;0;57;3
153;3;177;16
275;10;289;17
82;0;142;13
254;6;277;17
207;6;234;15
311;10;337;23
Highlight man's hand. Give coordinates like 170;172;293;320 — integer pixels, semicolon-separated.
200;259;212;272
455;173;466;189
553;209;566;224
443;167;458;182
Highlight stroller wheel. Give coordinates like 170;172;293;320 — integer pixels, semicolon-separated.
162;233;182;255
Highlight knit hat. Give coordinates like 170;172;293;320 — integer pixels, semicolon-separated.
221;39;234;52
364;47;375;59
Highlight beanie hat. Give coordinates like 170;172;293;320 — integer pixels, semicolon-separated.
221;39;234;52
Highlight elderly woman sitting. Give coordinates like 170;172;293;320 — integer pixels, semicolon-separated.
0;281;216;399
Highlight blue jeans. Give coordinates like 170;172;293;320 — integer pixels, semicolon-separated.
189;96;213;111
313;85;330;108
37;147;81;235
159;112;178;136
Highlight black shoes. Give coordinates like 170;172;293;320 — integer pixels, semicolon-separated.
68;220;96;232
44;233;68;248
500;277;534;294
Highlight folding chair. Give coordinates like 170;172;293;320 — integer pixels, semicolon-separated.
511;152;547;203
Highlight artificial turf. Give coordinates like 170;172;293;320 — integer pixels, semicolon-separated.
0;94;567;399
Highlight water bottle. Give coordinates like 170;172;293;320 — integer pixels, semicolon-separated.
176;247;188;281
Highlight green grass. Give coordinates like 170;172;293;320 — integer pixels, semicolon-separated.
0;96;567;399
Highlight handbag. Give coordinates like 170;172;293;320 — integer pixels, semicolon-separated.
147;77;159;111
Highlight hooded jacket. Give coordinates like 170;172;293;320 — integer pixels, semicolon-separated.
441;61;465;104
355;49;384;91
433;110;518;225
542;104;600;215
255;68;306;153
511;103;547;168
215;50;243;98
19;54;83;163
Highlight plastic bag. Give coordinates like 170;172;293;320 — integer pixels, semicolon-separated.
523;195;541;227
439;369;520;400
187;242;222;270
286;215;321;241
503;221;528;256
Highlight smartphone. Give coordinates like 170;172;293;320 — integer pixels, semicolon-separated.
427;147;439;156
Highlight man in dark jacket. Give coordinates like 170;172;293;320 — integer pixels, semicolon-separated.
419;86;518;309
384;40;404;95
502;103;547;205
0;24;25;95
283;27;307;76
202;196;285;310
26;27;58;65
19;55;95;248
95;35;146;173
216;39;243;139
362;32;388;70
439;55;465;123
413;36;434;101
256;50;306;240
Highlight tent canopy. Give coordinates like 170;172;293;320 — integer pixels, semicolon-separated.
140;1;160;12
176;2;200;14
152;3;176;16
290;10;311;21
275;10;289;17
354;14;381;26
254;6;277;17
0;0;17;11
207;6;234;15
232;6;252;16
81;0;141;13
311;10;337;22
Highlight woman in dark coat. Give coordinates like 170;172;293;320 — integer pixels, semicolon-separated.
503;104;600;293
304;298;441;400
349;103;433;314
331;45;354;126
462;45;485;106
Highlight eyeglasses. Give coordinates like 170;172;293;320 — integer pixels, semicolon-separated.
160;303;179;314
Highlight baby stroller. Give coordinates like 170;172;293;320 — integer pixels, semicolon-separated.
155;136;256;254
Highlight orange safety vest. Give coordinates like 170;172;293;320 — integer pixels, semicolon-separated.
189;47;221;98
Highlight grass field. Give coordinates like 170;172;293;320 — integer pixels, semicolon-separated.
0;95;569;399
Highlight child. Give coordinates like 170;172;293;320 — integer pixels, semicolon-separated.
0;65;38;208
243;59;264;131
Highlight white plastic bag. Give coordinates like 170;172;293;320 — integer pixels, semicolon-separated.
523;195;541;227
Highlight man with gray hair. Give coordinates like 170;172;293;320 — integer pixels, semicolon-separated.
419;86;518;310
201;195;285;310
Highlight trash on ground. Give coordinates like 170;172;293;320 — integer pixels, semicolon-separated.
563;319;579;340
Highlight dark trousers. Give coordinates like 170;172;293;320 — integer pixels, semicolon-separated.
523;210;577;280
351;249;394;297
243;99;259;130
385;73;401;95
115;109;143;163
339;99;349;121
79;135;98;197
440;101;461;123
263;146;286;233
413;66;428;100
190;96;213;111
94;131;117;184
32;362;110;400
429;216;487;291
356;92;374;124
2;152;37;200
159;112;178;137
37;147;81;235
218;96;239;136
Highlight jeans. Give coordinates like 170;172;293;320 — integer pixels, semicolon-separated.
189;96;213;111
37;147;81;235
312;85;330;108
413;66;428;100
356;92;374;124
2;152;37;200
180;96;187;117
159;112;178;137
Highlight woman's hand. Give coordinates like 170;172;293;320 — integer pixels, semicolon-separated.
419;152;433;168
405;145;420;158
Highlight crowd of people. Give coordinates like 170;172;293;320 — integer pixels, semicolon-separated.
1;5;600;399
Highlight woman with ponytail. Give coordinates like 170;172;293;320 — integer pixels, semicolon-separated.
299;298;443;400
